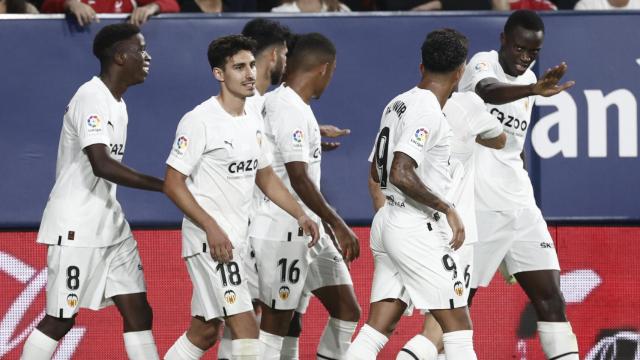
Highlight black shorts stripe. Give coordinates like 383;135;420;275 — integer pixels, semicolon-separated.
223;307;228;317
59;308;63;318
203;243;207;253
317;353;338;360
57;235;62;245
549;352;579;360
287;232;292;241
449;299;454;309
399;348;420;360
427;223;432;231
298;227;303;237
272;299;276;309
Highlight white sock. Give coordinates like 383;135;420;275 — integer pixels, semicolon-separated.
217;324;233;359
537;322;579;360
123;330;159;360
345;324;388;360
442;330;476;360
164;332;204;360
396;335;438;360
316;317;358;359
231;338;261;360
20;329;58;360
280;336;300;360
436;354;446;360
260;330;284;360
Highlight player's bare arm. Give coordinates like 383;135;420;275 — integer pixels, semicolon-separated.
475;63;574;105
85;143;162;191
475;132;507;149
389;151;465;250
163;166;234;263
255;166;320;247
368;162;386;212
285;161;360;261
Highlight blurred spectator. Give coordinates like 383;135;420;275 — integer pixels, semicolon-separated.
0;0;39;12
41;0;179;26
509;0;557;10
271;0;351;12
574;0;639;8
178;0;220;12
549;0;578;8
376;0;441;10
342;0;375;10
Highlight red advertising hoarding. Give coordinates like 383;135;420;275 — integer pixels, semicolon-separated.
1;227;639;359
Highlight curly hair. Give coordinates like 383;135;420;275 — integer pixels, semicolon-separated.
207;34;257;70
93;23;140;65
420;28;468;73
504;10;545;35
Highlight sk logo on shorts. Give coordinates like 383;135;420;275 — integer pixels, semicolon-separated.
454;281;464;297
67;293;79;308
224;290;237;305
279;286;290;301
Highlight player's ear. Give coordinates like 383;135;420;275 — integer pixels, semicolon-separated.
213;67;224;82
419;63;425;76
270;47;278;64
500;32;506;47
319;62;329;76
114;51;127;66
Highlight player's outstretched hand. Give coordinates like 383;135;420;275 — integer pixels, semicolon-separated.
206;225;234;263
332;222;360;262
298;215;320;247
445;207;465;250
532;62;575;97
129;3;159;26
320;125;350;152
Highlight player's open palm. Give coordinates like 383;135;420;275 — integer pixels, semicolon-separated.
446;208;465;250
333;223;360;262
298;215;320;247
206;226;234;263
532;62;575;97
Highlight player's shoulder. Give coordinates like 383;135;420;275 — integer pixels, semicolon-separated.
468;50;499;66
449;91;486;111
72;77;109;103
522;68;537;83
180;97;216;127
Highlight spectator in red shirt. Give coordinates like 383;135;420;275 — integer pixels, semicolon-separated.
41;0;179;26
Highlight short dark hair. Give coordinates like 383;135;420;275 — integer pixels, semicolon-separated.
421;28;468;73
504;10;545;35
287;33;336;72
93;23;140;64
241;18;291;55
207;35;256;70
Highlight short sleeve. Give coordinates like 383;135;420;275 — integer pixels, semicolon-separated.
460;53;500;93
166;114;207;176
74;96;110;150
256;125;273;170
272;106;310;164
393;107;440;167
463;93;503;139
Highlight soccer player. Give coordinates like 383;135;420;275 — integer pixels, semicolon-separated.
162;35;319;360
347;29;477;360
392;93;507;359
20;24;162;360
249;32;361;360
459;10;578;360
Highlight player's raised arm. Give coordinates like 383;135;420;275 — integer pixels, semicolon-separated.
85;144;162;191
389;151;465;250
163;165;234;263
255;165;320;247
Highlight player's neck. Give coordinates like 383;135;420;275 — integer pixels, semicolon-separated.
99;73;127;101
254;61;271;96
417;78;454;109
498;50;517;77
285;74;315;104
216;91;246;117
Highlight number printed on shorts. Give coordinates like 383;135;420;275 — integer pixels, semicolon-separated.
464;265;471;288
66;266;80;290
216;262;241;287
442;255;458;280
277;258;301;284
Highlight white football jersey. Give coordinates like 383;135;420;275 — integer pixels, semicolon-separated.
166;96;272;257
371;87;453;220
250;84;322;240
459;50;538;211
444;92;503;244
37;77;131;248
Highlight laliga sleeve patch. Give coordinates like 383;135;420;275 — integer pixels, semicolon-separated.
173;135;189;156
292;129;304;145
86;115;103;133
409;127;429;148
474;62;489;72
